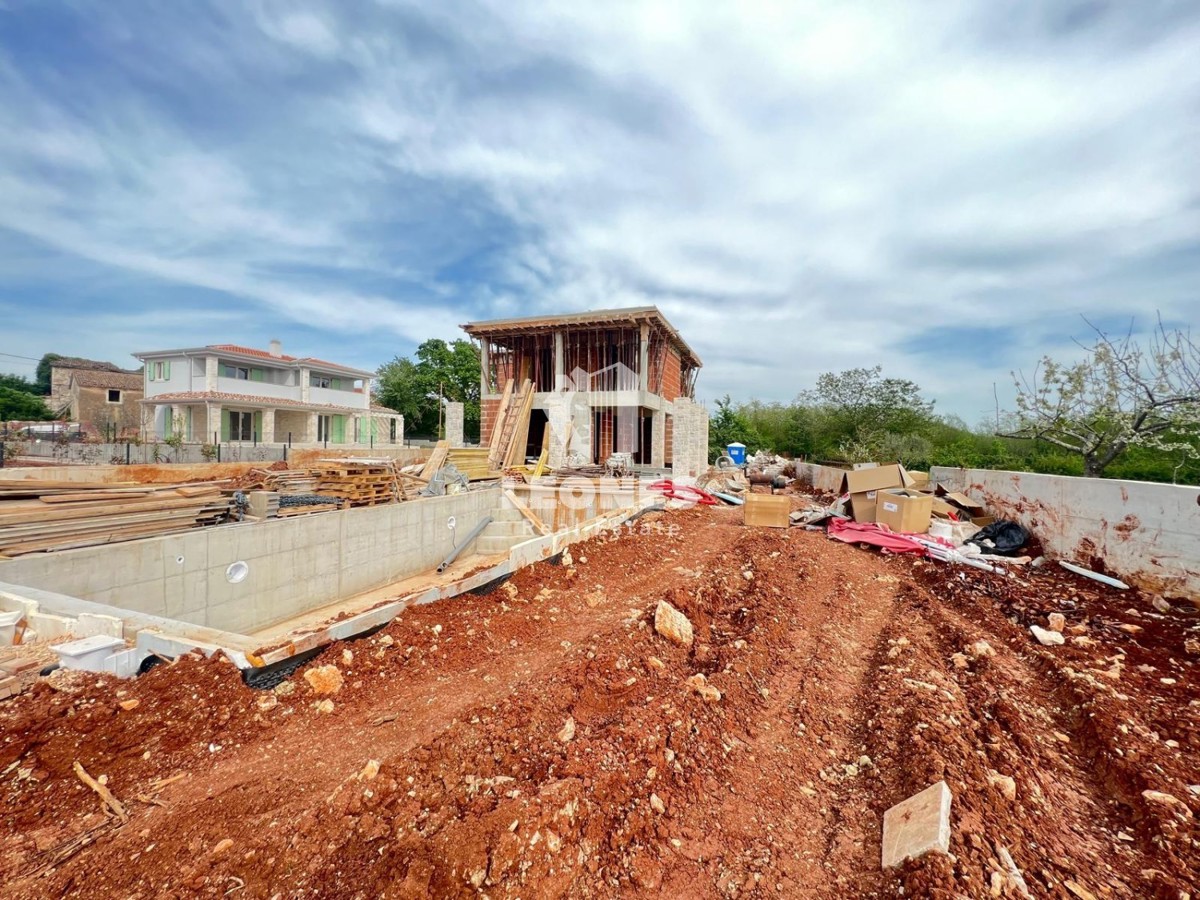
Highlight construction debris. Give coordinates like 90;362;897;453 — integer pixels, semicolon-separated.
881;781;952;869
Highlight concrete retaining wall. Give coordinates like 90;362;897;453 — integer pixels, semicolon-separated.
0;488;502;634
930;467;1199;600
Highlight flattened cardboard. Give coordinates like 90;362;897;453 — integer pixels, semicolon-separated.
744;493;790;528
933;485;987;517
875;489;933;534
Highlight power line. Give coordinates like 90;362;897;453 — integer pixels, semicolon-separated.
0;351;41;362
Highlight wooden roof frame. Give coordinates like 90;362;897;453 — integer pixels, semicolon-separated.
461;305;701;369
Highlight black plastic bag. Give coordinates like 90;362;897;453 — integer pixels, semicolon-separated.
965;520;1029;556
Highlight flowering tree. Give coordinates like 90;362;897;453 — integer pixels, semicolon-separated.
1003;318;1200;478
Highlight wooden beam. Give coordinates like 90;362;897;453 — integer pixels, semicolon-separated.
503;488;550;536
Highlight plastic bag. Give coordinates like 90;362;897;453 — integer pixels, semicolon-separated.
965;520;1030;556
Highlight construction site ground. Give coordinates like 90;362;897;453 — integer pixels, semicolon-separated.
1;493;1196;898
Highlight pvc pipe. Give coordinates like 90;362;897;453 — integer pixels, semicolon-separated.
437;515;493;573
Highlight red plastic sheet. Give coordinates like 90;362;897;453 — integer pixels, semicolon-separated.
826;518;928;554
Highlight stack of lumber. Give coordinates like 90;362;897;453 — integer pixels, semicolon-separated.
232;467;320;495
312;460;399;507
445;448;501;481
0;480;232;557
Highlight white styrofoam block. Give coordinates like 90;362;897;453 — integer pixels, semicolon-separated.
100;648;148;679
0;609;23;646
53;635;127;672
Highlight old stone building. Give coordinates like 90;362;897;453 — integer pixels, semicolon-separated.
62;369;145;439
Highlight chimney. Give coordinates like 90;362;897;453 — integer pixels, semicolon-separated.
269;339;283;358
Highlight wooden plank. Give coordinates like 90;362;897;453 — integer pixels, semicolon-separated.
419;441;450;480
38;491;156;504
503;488;550;536
487;379;515;468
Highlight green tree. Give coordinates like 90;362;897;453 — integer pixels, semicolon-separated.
800;366;935;460
377;339;481;440
0;387;55;421
709;395;763;459
1002;318;1200;477
35;353;62;395
0;373;39;393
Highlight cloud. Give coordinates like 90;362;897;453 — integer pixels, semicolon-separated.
0;0;1197;418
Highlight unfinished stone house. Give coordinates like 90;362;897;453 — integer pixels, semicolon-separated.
133;341;403;446
462;306;709;475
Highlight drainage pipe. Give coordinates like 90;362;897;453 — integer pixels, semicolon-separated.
437;515;493;573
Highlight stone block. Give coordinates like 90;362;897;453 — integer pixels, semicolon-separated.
75;613;123;639
654;600;694;647
881;780;952;869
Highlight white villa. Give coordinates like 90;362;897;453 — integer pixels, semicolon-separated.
134;341;402;446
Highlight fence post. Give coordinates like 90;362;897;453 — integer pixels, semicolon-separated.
283;444;288;463
253;430;258;447
0;442;5;468
217;443;221;463
126;442;131;465
287;431;292;447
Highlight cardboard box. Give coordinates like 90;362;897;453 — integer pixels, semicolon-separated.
744;493;790;528
875;489;933;534
840;464;906;522
839;464;906;496
850;490;880;522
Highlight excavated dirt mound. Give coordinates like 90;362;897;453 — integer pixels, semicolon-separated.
0;505;1196;898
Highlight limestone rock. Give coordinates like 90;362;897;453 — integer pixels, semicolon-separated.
645;656;666;672
1047;613;1065;633
654;600;694;647
1030;625;1064;647
650;793;666;814
304;665;344;695
987;771;1017;802
685;673;721;702
557;717;576;743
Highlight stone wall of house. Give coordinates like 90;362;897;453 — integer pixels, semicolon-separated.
76;386;143;437
669;398;709;479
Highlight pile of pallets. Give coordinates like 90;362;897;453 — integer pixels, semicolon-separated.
312;460;400;507
0;480;232;557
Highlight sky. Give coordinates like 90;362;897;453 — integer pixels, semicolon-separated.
1;0;1197;424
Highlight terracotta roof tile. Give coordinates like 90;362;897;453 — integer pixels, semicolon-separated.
70;371;144;390
207;344;298;362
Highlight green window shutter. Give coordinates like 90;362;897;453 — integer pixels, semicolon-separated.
253;411;262;439
164;361;171;380
186;408;193;441
220;365;230;378
331;378;341;390
221;411;231;441
251;368;264;382
332;415;345;443
164;413;173;438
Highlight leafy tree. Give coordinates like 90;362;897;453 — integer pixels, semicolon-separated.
800;366;935;459
1002;318;1200;477
0;387;55;421
0;373;39;393
377;339;481;440
709;395;763;459
35;353;62;395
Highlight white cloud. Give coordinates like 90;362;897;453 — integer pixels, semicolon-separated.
0;0;1197;416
